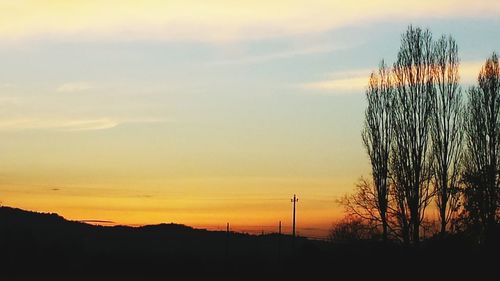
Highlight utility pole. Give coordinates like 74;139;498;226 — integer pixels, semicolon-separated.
278;220;282;262
225;222;230;261
291;194;298;238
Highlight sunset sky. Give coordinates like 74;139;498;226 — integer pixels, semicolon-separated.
0;0;499;238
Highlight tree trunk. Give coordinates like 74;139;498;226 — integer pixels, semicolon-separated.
411;193;420;245
402;218;410;246
381;211;388;242
440;209;447;237
440;177;448;238
412;217;420;245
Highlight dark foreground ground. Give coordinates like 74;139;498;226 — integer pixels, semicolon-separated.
0;206;498;280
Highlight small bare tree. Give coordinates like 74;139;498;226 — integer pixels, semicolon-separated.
362;61;394;242
328;215;379;243
430;35;464;237
340;178;407;242
340;179;384;226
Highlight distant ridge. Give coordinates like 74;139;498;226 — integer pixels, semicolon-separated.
0;206;195;230
0;205;303;275
0;205;495;278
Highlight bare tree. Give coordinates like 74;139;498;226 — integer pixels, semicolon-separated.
391;26;435;245
340;178;408;242
340;179;386;228
430;35;464;237
463;53;500;243
362;61;394;242
328;215;379;243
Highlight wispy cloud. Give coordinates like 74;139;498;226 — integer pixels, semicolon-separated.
0;82;14;89
460;61;484;85
211;44;349;65
0;118;118;131
79;219;115;225
300;68;371;95
1;1;499;43
56;81;93;93
0;96;20;104
300;60;486;95
59;118;119;131
0;117;167;131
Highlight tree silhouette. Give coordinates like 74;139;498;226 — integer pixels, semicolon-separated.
340;178;409;242
362;61;394;242
343;25;500;246
391;26;435;245
463;53;500;243
430;35;464;237
328;215;379;242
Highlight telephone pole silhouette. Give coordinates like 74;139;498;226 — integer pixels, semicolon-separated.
278;220;282;262
291;194;298;238
225;222;230;261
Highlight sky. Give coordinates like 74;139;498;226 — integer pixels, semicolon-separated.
0;0;499;238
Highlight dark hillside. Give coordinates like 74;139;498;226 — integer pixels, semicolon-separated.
0;206;497;279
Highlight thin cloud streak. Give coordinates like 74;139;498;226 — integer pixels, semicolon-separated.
300;60;486;95
0;118;119;131
0;83;14;89
299;68;371;95
79;219;115;224
0;117;168;131
210;44;352;65
56;82;93;93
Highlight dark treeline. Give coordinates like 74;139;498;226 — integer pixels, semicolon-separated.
340;25;499;246
0;206;496;279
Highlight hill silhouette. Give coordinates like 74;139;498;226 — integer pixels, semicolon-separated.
0;206;310;277
0;206;497;279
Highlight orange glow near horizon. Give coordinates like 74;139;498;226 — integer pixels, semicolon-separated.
0;176;351;238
